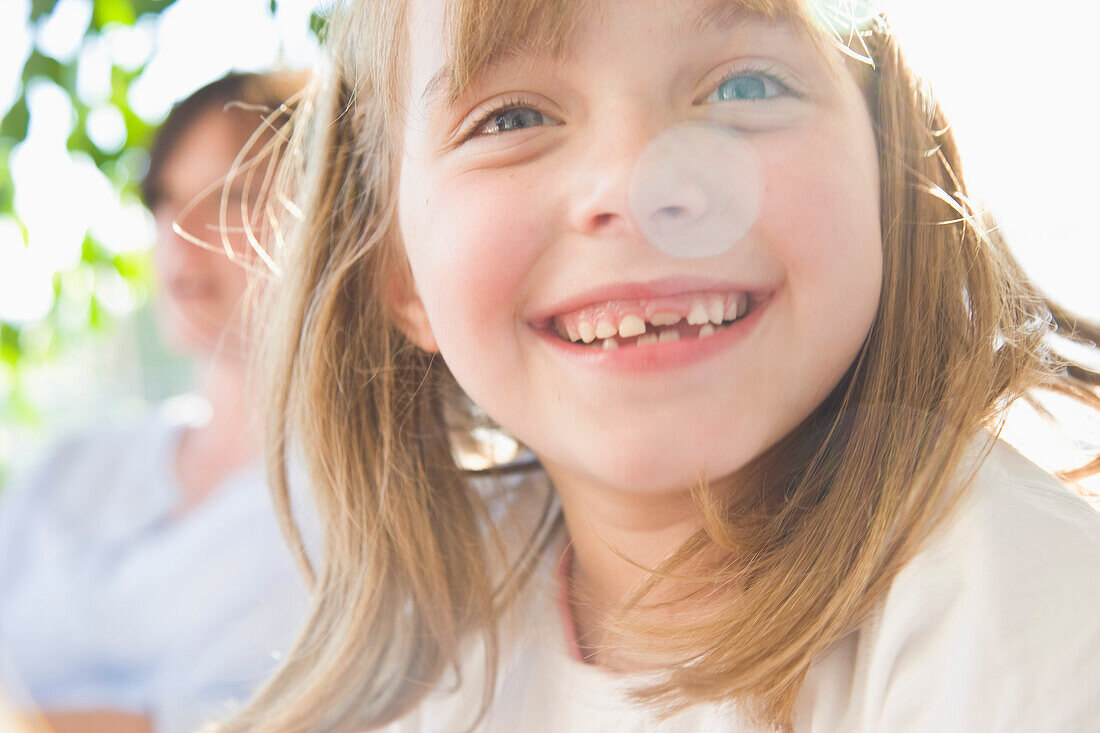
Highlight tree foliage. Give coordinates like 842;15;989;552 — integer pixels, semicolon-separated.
4;0;329;480
1;1;179;470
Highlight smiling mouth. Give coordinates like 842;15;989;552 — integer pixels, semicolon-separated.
546;290;764;350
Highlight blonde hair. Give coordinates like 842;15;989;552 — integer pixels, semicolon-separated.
223;1;1100;731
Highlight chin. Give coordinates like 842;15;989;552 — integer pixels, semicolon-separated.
159;322;222;359
562;436;753;495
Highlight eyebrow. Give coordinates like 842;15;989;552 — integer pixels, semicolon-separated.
419;44;528;110
419;67;451;110
692;0;755;34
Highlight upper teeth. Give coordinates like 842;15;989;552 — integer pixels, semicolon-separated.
686;301;710;326
707;299;724;325
649;311;681;327
556;293;752;345
578;320;597;344
617;314;647;339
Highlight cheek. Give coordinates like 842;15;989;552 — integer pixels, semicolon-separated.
401;170;551;350
760;124;882;314
211;253;250;302
751;118;882;402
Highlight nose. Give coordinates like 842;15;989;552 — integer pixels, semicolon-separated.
638;181;709;233
567;113;675;238
567;137;712;237
155;200;227;277
569;119;764;259
158;201;206;251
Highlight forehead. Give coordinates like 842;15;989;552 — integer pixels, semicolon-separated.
155;108;251;206
406;0;812;103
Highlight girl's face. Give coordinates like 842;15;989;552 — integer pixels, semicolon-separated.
396;0;883;494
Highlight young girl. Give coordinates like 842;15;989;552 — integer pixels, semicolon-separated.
224;0;1100;730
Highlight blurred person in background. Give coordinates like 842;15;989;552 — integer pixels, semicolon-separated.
0;71;309;733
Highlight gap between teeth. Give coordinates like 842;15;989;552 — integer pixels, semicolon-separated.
564;296;747;346
580;315;738;348
585;301;739;343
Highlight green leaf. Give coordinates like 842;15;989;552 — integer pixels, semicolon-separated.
309;10;327;41
111;67;154;144
80;233;112;266
0;325;20;368
21;50;66;86
66;99;105;163
112;250;152;283
88;296;105;330
29;0;57;22
0;94;30;142
0;145;17;211
131;0;178;15
93;0;137;27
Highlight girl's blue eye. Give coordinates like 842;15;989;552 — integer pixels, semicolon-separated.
707;72;789;103
479;107;554;135
716;76;767;101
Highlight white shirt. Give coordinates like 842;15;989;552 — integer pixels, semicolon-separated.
0;404;308;733
386;440;1100;732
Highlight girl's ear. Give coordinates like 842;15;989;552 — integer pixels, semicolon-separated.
386;261;440;353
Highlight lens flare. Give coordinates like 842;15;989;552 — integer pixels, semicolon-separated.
627;121;763;259
807;0;886;65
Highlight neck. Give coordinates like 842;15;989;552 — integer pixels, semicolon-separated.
199;350;255;444
544;459;703;667
173;350;259;512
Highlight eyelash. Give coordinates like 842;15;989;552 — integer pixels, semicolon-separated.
459;95;543;142
701;63;801;104
458;64;802;143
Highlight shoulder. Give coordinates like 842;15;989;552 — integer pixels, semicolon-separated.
2;412;178;510
902;438;1100;609
0;409;203;555
802;439;1100;732
895;438;1100;653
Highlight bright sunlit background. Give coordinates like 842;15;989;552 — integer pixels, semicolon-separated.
0;0;320;324
0;0;323;479
0;0;1097;484
888;0;1100;320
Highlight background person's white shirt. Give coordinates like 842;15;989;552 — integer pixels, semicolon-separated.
385;439;1100;732
0;401;308;733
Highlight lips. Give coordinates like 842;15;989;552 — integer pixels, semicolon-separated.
168;277;218;300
